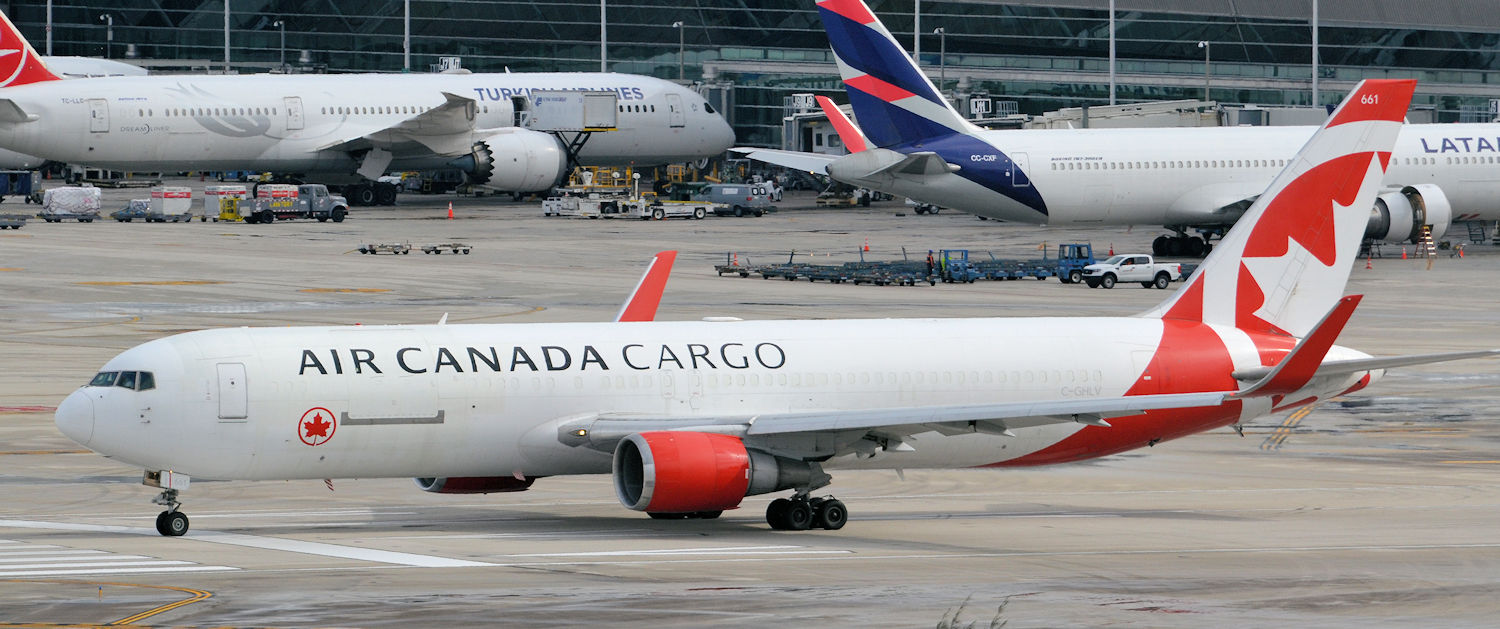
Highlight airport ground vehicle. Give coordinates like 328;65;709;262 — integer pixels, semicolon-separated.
0;169;37;204
241;184;349;224
36;186;100;222
111;199;191;223
1081;254;1184;289
1054;243;1096;284
0;213;27;229
543;193;710;220
674;182;772;217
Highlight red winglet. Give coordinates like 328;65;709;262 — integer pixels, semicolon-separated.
1325;79;1416;128
1234;295;1363;398
816;95;869;153
615;251;677;322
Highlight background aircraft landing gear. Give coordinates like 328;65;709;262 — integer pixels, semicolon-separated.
1153;231;1217;257
151;488;189;536
767;495;847;531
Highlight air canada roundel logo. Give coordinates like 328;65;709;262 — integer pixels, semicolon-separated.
298;407;337;446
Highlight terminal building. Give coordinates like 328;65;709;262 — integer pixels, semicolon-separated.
13;0;1500;148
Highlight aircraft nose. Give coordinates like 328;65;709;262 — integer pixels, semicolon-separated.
711;116;736;151
55;390;95;447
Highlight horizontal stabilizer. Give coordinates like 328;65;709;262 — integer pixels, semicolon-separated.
1234;348;1500;382
828;147;958;182
729;147;838;175
0;99;35;124
1231;295;1361;398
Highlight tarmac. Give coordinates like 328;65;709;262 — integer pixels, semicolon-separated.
2;181;1499;627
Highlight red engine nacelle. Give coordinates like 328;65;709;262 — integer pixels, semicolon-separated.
414;476;537;494
613;431;811;514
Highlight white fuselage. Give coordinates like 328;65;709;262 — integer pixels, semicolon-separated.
55;317;1370;482
847;124;1500;226
0;72;733;174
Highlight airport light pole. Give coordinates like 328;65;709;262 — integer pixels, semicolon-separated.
403;0;410;72
934;28;946;93
1198;40;1210;102
672;21;684;81
600;0;608;72
1311;0;1319;107
98;14;113;59
274;20;285;71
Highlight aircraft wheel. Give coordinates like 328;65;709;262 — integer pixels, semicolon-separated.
813;499;847;530
694;510;723;520
648;512;687;520
783;500;813;531
1165;237;1185;257
1186;236;1207;257
156;510;189;537
766;498;791;530
1152;235;1169;256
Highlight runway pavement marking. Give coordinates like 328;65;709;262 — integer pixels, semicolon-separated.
0;565;234;578
0;553;143;563
73;280;227;286
0;550;107;558
0;560;193;571
505;545;853;558
1260;404;1315;451
0;519;494;568
1441;460;1500;464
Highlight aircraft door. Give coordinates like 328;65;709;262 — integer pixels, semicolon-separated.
665;93;685;127
88;99;109;133
217;363;248;420
283;96;304;130
1010;152;1031;187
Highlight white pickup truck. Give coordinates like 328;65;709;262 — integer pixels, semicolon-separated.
1080;254;1185;289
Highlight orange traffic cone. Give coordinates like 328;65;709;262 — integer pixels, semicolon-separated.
447;202;453;220
1108;244;1114;256
863;237;870;252
1365;254;1373;270
1458;245;1465;258
1401;247;1407;260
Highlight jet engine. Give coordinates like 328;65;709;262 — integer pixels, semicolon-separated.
448;128;568;192
414;476;537;494
612;431;813;514
1365;184;1452;243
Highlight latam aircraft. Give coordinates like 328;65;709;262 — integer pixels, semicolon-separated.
738;0;1500;256
56;79;1497;536
0;12;734;205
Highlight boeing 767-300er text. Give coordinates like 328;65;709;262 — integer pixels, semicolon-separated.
57;79;1499;535
737;0;1500;256
0;11;734;204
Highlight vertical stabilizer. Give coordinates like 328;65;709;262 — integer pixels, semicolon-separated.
1141;79;1415;338
816;0;974;147
0;11;61;87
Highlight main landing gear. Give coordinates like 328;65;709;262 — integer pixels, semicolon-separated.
1153;227;1226;258
766;494;847;531
152;488;189;536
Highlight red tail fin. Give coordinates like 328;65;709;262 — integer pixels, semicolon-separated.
615;251;677;322
0;11;61;87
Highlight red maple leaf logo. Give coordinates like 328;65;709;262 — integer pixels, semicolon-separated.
303;413;331;438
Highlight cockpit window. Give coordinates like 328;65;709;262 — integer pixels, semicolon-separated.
117;371;137;390
137;372;155;391
703;102;716;114
89;372;118;387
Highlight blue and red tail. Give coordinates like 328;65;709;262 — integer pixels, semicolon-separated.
816;0;974;148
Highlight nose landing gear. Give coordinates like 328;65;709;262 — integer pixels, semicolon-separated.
766;494;848;531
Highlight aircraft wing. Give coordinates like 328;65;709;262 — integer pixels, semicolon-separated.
560;391;1229;456
312;91;480;156
730;147;838;175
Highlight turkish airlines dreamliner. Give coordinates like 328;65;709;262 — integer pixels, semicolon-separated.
0;11;733;204
56;79;1497;536
739;0;1500;256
